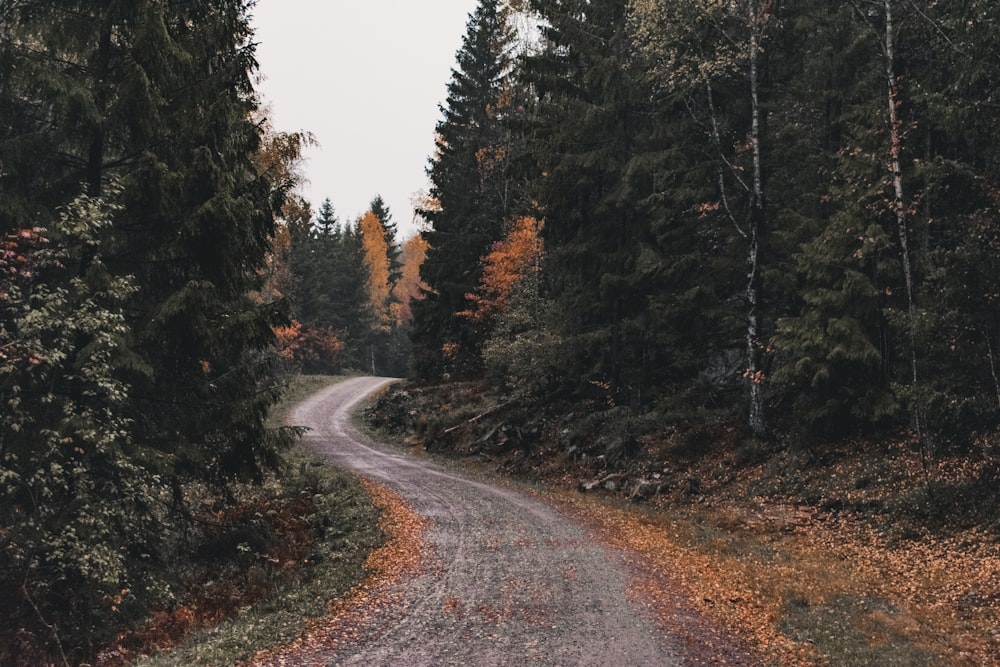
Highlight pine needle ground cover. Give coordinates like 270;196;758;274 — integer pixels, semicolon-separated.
364;382;1000;666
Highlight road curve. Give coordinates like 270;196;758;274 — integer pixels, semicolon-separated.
283;376;684;666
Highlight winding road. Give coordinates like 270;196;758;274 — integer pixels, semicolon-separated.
270;376;714;666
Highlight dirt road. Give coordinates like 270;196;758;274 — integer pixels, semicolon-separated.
272;376;722;666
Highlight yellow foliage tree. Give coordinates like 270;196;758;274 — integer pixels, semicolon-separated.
392;233;430;326
358;210;392;330
460;216;544;326
252;109;315;304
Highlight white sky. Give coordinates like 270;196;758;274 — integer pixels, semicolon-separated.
250;1;478;237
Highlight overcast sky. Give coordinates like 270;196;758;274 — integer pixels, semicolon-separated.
250;0;479;237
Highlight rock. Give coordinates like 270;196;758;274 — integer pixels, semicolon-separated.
578;472;627;493
628;479;664;501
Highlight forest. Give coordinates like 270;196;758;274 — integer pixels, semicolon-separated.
0;1;416;663
1;0;999;664
414;0;1000;447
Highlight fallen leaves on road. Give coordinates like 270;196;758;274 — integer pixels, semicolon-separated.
574;499;822;666
246;477;429;666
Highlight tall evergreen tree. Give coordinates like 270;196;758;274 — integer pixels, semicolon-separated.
287;198;371;369
631;0;779;435
411;0;519;380
524;0;665;406
289;199;339;326
772;1;1000;442
0;0;292;559
0;2;296;657
767;3;901;435
116;0;290;482
883;0;1000;442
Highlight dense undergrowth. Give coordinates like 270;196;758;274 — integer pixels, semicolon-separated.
364;381;1000;665
0;376;384;667
119;450;380;667
122;375;384;667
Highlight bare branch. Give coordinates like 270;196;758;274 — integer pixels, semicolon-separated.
905;0;964;55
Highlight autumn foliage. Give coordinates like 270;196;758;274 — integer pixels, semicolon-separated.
274;320;346;374
460;216;543;326
1;227;49;281
358;210;393;329
392;233;430;325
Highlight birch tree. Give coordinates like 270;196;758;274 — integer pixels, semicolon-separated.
631;0;776;437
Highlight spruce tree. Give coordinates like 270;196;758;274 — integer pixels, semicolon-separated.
113;0;291;483
287;199;372;370
888;0;1000;441
411;0;518;380
524;0;665;405
772;1;1000;441
767;3;901;435
631;0;781;435
289;199;338;327
0;0;292;507
0;2;335;659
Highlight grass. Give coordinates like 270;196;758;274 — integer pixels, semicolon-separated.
779;595;933;666
134;374;385;667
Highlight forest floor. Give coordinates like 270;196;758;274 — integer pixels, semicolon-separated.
363;381;1000;666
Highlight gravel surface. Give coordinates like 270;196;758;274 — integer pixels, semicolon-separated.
265;377;728;666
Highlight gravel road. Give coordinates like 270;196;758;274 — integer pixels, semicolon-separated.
278;376;697;666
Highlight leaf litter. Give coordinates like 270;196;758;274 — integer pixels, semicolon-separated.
247;477;429;666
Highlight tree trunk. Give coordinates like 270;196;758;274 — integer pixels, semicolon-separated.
745;0;767;438
884;0;924;448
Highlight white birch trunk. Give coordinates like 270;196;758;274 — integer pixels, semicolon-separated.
884;0;923;443
745;0;767;437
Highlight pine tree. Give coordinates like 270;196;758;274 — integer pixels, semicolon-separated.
111;0;291;483
0;1;296;629
411;0;519;380
768;3;903;435
287;198;372;370
771;1;1000;442
523;0;665;406
631;0;780;435
885;0;1000;442
289;199;339;327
